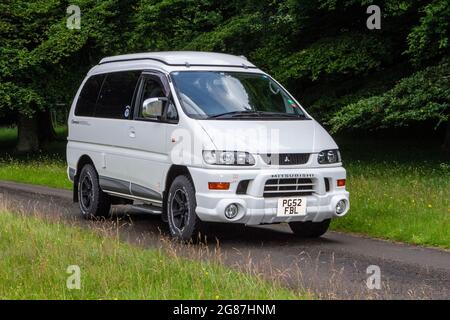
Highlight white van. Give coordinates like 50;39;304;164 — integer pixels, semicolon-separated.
67;51;349;240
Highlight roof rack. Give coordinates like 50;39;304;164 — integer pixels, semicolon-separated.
98;51;257;69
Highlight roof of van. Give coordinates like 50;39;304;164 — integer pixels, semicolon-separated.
99;51;257;68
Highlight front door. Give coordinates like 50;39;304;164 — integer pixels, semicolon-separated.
127;72;178;203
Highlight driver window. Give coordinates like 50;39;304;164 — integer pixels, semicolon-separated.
166;101;178;121
138;76;178;122
139;78;165;118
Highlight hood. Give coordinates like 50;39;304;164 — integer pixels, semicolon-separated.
197;119;337;154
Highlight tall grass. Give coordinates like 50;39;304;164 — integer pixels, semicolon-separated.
332;138;450;248
0;211;308;299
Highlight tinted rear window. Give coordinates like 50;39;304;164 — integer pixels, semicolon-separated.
95;71;140;119
74;74;105;117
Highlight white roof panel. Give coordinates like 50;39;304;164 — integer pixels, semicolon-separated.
99;51;256;68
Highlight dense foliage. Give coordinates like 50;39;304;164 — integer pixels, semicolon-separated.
329;56;450;132
0;0;449;149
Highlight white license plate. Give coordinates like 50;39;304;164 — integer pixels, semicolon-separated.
277;197;307;217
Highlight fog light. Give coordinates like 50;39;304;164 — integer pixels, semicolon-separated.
224;204;239;219
336;200;347;215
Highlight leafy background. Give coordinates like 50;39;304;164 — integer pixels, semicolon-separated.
0;0;449;149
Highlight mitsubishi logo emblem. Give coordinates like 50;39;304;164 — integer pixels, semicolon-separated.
284;155;290;163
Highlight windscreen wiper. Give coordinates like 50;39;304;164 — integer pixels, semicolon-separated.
207;110;261;119
207;110;309;119
256;112;308;119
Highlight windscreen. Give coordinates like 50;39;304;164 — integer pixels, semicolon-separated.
171;71;307;120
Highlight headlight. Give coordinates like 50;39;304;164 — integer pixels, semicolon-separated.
318;149;341;164
203;150;255;166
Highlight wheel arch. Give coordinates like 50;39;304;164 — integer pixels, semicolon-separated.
162;165;193;221
73;155;95;203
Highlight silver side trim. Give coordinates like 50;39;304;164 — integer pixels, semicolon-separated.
103;190;163;205
130;205;162;215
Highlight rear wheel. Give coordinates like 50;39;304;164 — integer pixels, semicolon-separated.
78;164;111;219
289;219;330;238
166;175;200;241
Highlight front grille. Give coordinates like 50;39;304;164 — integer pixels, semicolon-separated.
263;178;315;198
261;153;310;165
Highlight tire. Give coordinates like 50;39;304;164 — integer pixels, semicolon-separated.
166;175;200;241
77;164;111;219
289;219;330;238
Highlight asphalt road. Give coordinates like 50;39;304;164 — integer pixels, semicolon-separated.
0;180;449;299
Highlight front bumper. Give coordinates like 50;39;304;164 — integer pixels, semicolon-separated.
189;166;349;225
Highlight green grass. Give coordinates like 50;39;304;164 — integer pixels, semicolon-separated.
0;126;449;248
331;138;450;249
0;126;18;146
0;154;70;189
0;126;70;189
0;211;307;299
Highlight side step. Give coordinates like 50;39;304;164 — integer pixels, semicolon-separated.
130;204;163;215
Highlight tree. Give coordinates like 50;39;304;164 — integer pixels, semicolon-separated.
0;0;133;151
327;0;450;149
1;0;448;151
328;57;450;133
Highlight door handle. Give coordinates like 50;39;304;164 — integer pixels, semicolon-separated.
129;127;136;138
71;119;90;126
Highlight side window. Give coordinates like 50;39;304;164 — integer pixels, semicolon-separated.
74;74;105;117
138;78;166;118
166;101;178;121
95;71;140;119
135;74;178;122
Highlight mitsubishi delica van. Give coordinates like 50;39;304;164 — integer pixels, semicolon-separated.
67;51;349;241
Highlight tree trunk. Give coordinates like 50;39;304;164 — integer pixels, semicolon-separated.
16;110;56;153
37;109;56;144
16;114;40;153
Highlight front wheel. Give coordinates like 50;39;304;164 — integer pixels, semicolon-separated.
166;175;200;241
289;219;330;238
78;164;111;219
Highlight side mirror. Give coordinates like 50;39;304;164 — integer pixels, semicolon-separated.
141;97;168;119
